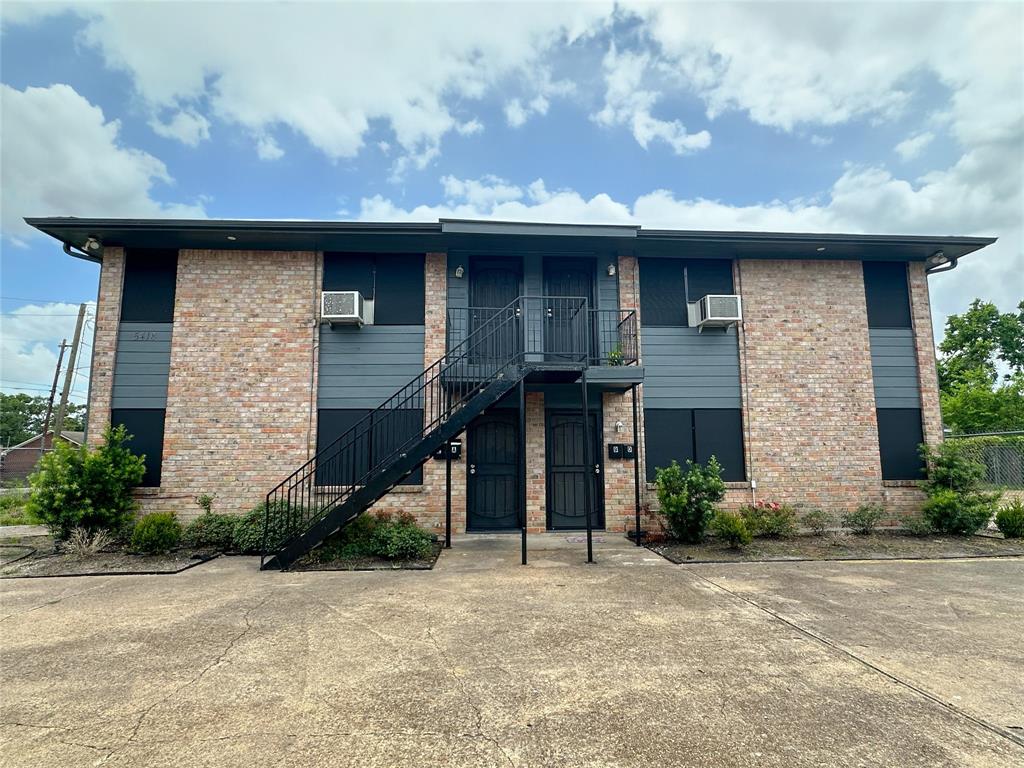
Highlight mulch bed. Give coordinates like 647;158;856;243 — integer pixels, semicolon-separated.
290;541;443;572
650;532;1024;564
0;533;219;578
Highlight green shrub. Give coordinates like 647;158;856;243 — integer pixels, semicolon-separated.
182;513;237;550
923;489;997;535
0;493;38;526
130;512;182;554
311;514;379;561
232;501;301;555
903;516;934;537
655;458;726;543
918;441;1000;535
995;499;1024;538
709;510;752;548
801;509;829;536
27;425;145;539
369;511;432;560
194;494;215;515
740;501;797;538
842;503;884;535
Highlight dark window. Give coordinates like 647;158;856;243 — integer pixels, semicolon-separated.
373;254;425;324
877;408;925;480
639;258;734;327
685;260;734;301
316;408;423;486
110;408;165;487
694;409;746;481
644;408;694;481
644;408;745;482
323;252;374;297
120;250;177;323
863;261;912;329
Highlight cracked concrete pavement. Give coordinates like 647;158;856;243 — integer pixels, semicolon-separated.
0;534;1021;767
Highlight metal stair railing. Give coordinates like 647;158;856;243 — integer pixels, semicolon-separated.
261;296;590;566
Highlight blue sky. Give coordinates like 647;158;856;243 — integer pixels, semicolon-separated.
1;2;1021;405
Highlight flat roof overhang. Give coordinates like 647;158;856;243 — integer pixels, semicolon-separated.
25;216;996;265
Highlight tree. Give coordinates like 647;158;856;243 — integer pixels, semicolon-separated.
0;393;86;447
936;300;1024;434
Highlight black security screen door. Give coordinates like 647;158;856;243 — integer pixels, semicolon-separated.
467;411;521;531
543;258;594;361
470;257;521;364
546;411;604;530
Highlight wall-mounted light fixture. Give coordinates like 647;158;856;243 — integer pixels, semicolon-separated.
815;246;826;252
607;263;617;276
227;235;237;241
84;237;101;251
615;420;625;433
454;264;465;278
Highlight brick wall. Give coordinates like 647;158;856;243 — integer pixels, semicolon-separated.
735;259;886;513
908;261;944;448
525;393;546;532
149;249;319;518
86;247;125;447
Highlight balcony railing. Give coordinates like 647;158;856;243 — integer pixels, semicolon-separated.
446;304;639;367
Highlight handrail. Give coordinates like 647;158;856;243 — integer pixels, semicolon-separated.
262;295;592;563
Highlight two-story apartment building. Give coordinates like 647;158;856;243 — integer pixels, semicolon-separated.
28;217;994;567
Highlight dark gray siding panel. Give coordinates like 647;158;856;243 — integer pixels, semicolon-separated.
597;262;618;310
318;325;425;408
869;328;921;408
641;326;741;408
111;322;172;408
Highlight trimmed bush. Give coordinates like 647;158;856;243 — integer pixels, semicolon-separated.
27;425;145;539
903;516;934;537
740;501;797;538
710;510;752;549
801;509;829;536
130;512;182;554
655;458;726;543
232;501;299;555
183;513;237;551
370;514;433;560
922;489;996;535
842;503;884;535
995;499;1024;538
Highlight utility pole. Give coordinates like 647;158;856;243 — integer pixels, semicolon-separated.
40;339;69;459
52;303;87;444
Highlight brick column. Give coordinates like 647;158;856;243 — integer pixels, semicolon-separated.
525;392;546;532
738;259;883;512
85;247;125;447
158;249;319;517
908;262;944;448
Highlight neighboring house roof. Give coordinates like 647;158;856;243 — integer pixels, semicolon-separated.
25;217;996;268
2;430;84;454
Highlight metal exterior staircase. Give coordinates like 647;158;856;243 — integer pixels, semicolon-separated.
260;296;592;570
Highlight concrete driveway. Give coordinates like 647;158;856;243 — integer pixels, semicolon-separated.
0;535;1021;767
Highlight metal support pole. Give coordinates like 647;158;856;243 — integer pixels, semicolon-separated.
581;370;594;564
632;384;641;546
519;379;527;565
445;445;452;549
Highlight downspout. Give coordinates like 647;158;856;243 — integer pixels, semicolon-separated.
306;252;322;461
734;260;757;505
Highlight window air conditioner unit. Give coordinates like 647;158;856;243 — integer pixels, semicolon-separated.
696;294;742;331
321;291;365;326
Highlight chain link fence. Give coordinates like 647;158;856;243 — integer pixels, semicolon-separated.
946;431;1024;491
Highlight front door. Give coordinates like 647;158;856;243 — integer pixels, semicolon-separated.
467;411;520;531
543;258;594;361
546;411;605;530
470;257;521;363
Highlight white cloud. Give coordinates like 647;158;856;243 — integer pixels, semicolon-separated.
810;134;833;147
895;131;935;161
149;108;210;146
456;119;485;136
30;2;612;175
593;45;710;155
0;83;205;240
254;134;284;161
1;302;96;405
358;163;1023;343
